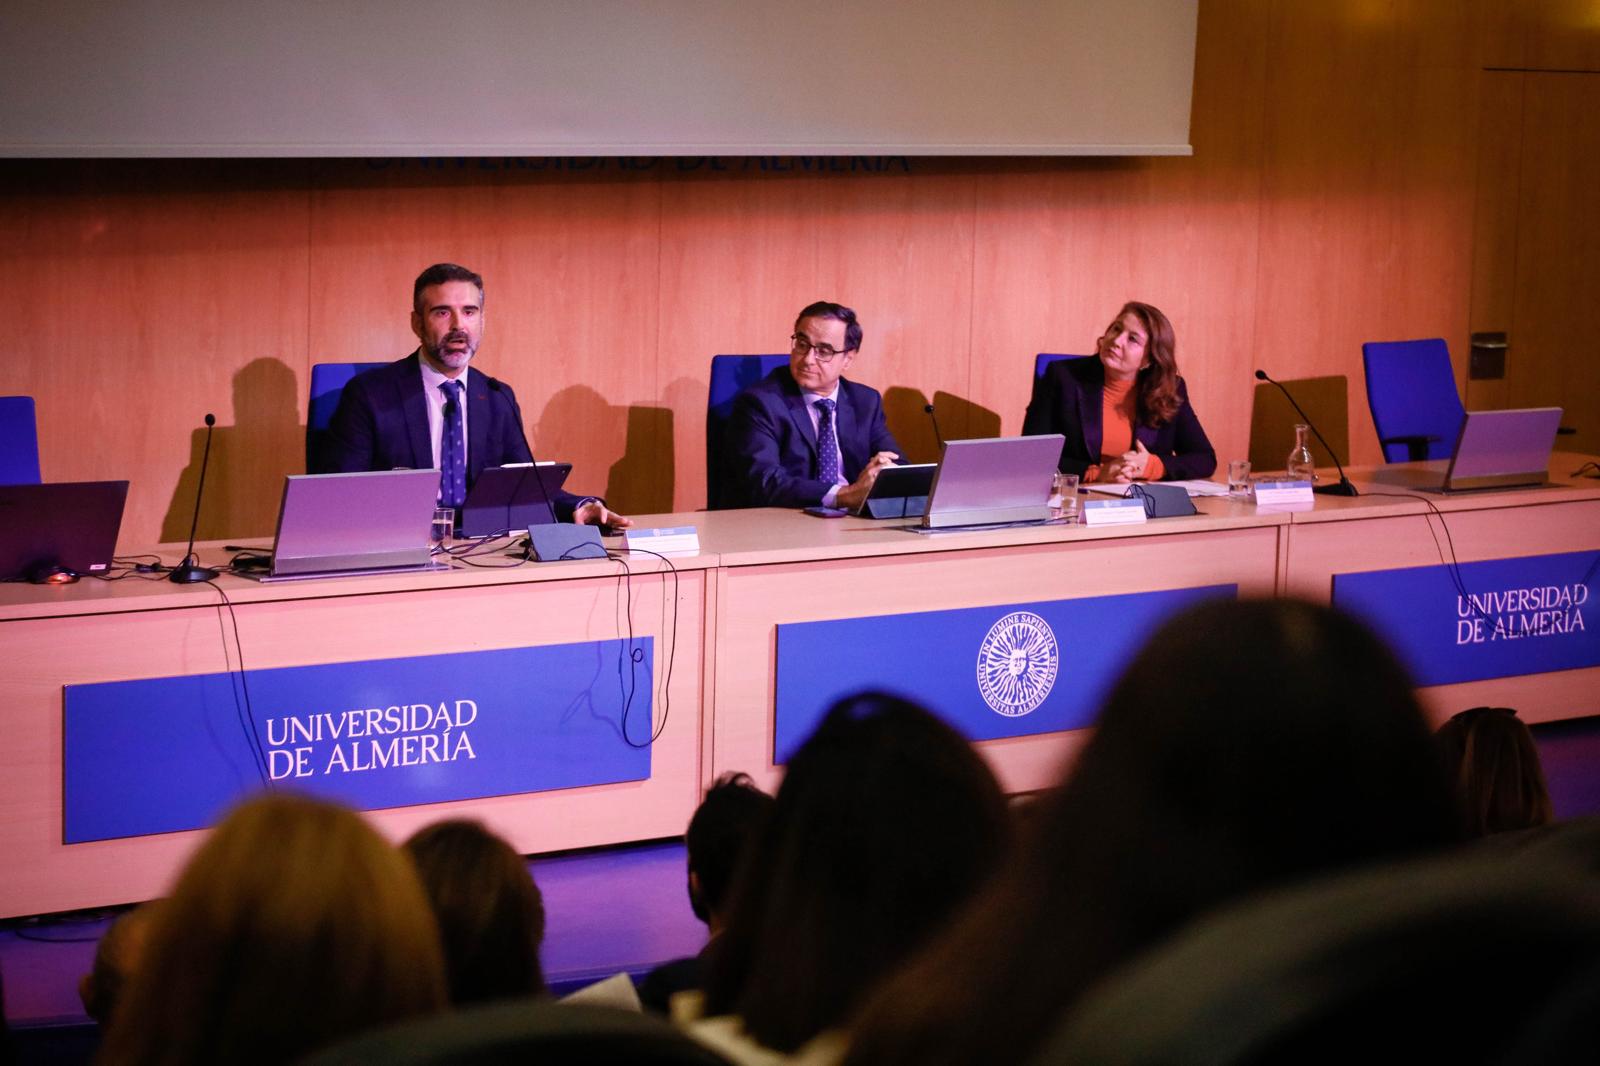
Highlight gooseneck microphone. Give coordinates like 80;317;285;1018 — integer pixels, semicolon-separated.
924;403;945;451
486;376;560;526
170;413;222;582
1254;370;1359;497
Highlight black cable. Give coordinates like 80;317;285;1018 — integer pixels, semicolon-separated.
605;547;680;747
1359;491;1491;620
202;578;270;787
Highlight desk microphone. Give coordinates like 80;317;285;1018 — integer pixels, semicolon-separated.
486;376;560;526
1253;370;1358;496
170;413;222;582
924;403;945;451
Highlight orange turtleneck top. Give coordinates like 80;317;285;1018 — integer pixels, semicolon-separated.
1090;377;1165;483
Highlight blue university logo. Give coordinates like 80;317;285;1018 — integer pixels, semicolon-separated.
976;611;1059;717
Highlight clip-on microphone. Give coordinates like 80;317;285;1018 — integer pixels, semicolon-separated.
170;413;222;582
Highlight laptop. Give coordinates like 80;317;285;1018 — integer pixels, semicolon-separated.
459;462;573;538
251;469;442;582
1370;408;1563;493
918;435;1065;529
0;481;129;581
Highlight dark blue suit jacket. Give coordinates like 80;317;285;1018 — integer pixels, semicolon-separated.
1022;356;1216;481
319;352;583;520
723;366;902;508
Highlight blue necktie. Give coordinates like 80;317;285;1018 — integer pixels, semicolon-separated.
815;398;840;486
439;380;466;508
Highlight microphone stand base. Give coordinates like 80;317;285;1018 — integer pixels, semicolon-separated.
168;563;220;584
1313;480;1360;497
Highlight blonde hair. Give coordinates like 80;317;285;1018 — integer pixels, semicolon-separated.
99;793;446;1066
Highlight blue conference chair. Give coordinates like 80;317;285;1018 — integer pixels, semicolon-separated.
706;354;789;509
1361;339;1465;462
1034;353;1093;382
306;362;387;471
0;395;43;484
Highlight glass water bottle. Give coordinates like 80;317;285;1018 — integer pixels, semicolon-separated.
1286;423;1317;481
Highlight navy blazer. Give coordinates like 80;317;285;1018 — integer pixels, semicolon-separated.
723;367;902;508
319;352;583;520
1022;356;1216;481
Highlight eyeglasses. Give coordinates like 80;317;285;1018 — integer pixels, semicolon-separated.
790;334;854;363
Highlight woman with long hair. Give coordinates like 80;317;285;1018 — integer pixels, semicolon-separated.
843;599;1458;1066
99;794;446;1066
1023;301;1216;482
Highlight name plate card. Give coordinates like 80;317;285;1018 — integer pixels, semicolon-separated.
1082;498;1148;526
1331;551;1598;686
625;525;701;554
1252;480;1315;506
63;639;654;843
773;583;1235;761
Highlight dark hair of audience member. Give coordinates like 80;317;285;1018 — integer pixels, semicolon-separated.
80;902;162;1028
97;793;446;1066
843;598;1459;1066
702;691;1009;1053
403;818;547;1004
686;772;775;927
1436;706;1555;837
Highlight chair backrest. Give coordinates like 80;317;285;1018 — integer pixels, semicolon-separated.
706;354;789;510
1036;844;1600;1065
306;362;387;472
1361;338;1466;462
1248;375;1350;474
1034;353;1093;382
0;395;43;485
302;998;734;1066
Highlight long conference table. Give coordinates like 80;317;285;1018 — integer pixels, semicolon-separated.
3;457;1598;918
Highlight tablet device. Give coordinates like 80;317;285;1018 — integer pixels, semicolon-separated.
459;462;573;537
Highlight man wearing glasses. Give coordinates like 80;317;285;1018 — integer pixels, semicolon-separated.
723;301;901;510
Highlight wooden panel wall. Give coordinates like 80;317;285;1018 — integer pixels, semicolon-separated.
0;1;1554;546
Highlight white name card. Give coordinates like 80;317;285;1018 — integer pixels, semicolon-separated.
625;525;701;554
1082;498;1148;526
1253;480;1315;507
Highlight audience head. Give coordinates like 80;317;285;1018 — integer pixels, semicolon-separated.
99;793;446;1066
1437;706;1554;838
79;902;162;1027
685;773;775;930
403;818;547;1005
844;597;1458;1066
704;691;1008;1053
1097;300;1182;425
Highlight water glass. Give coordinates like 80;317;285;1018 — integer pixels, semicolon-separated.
431;506;455;544
1050;473;1080;522
1227;459;1252;498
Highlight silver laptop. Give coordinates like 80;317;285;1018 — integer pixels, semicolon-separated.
1371;407;1562;493
919;435;1065;529
254;469;443;582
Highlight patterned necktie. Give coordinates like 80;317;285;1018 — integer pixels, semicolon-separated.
439;380;466;508
815;398;840;486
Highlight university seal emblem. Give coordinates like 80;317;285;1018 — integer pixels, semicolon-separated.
976;611;1058;717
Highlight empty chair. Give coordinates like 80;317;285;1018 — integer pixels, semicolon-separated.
705;354;788;510
306;362;387;471
1362;338;1465;462
0;396;42;484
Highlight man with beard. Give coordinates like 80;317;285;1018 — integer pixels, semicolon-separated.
320;263;627;527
